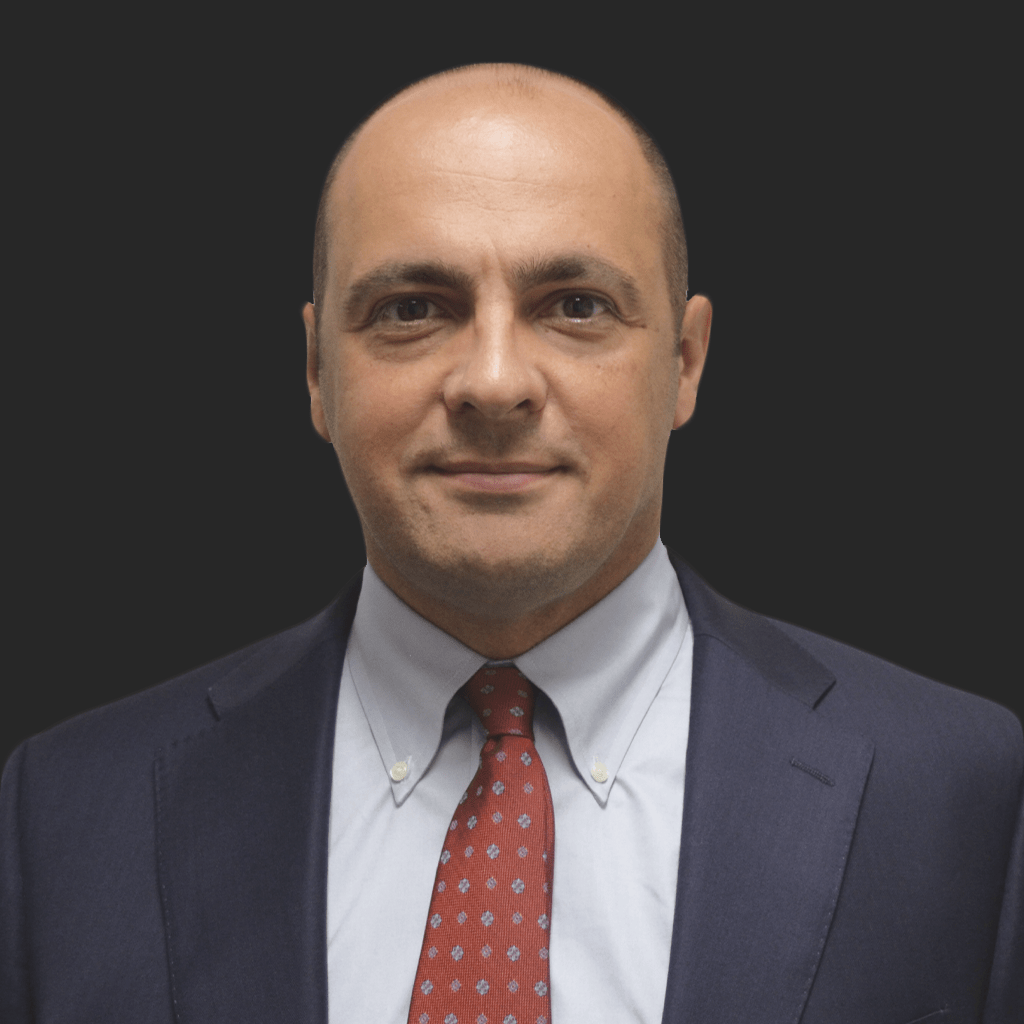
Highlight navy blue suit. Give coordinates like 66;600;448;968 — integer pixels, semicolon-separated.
3;553;1022;1022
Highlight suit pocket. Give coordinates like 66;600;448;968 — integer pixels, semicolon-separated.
896;1011;948;1024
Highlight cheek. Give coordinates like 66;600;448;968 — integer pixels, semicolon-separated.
562;352;673;470
332;357;429;480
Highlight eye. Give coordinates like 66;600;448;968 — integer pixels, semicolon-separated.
375;296;442;323
554;294;611;321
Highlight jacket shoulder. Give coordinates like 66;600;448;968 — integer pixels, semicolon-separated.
7;633;260;786
769;616;1023;774
670;550;1021;762
6;590;354;783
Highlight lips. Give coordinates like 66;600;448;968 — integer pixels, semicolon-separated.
434;462;557;474
430;461;561;493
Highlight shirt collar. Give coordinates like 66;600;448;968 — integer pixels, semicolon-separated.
514;541;689;805
344;540;689;807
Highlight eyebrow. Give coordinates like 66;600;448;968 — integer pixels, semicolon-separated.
340;253;643;323
342;261;475;323
510;254;643;313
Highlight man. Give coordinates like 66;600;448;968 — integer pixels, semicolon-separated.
1;61;1021;1023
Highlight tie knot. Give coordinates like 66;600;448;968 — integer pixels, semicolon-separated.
461;665;535;739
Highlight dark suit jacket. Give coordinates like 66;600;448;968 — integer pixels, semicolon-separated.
2;553;1022;1023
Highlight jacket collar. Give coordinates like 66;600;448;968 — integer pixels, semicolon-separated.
206;574;362;717
670;548;837;708
153;555;871;1024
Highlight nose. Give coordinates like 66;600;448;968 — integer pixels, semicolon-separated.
442;301;547;419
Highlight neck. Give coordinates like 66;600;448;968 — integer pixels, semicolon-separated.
367;534;658;659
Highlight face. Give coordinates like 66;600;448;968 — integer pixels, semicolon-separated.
305;76;711;638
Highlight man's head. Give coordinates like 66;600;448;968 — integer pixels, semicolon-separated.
303;63;712;656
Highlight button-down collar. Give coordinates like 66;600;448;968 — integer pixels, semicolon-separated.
344;540;690;807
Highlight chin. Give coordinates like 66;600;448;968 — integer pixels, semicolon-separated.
405;533;601;621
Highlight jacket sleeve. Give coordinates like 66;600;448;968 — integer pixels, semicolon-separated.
1;742;33;1024
983;715;1024;1024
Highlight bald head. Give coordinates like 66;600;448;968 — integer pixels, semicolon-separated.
311;63;687;340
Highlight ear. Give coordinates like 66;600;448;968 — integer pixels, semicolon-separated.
302;302;333;442
673;295;713;429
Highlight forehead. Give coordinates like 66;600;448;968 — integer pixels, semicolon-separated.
325;78;664;291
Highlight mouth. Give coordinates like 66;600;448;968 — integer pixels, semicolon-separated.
430;461;562;494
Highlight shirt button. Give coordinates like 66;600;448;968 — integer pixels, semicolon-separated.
390;761;409;781
591;760;609;783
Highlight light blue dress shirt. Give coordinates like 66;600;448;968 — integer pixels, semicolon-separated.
327;539;693;1023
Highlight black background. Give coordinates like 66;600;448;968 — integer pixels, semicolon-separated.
5;12;1019;774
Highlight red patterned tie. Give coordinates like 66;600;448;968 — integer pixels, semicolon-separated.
408;665;554;1024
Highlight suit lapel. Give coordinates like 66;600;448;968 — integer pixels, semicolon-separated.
153;577;361;1024
663;553;874;1023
